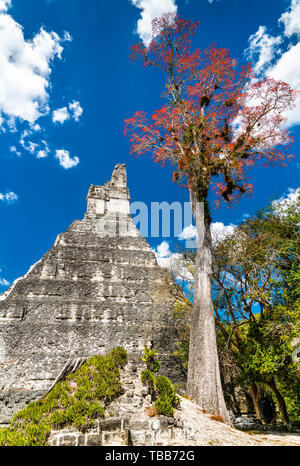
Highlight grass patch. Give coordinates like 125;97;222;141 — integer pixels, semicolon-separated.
0;347;127;446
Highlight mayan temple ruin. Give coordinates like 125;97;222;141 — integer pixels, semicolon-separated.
0;164;181;425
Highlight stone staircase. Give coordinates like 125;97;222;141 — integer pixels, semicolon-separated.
49;360;196;446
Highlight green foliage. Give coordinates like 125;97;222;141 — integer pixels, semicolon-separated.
154;376;181;416
277;374;300;421
174;339;190;371
213;196;300;421
172;299;192;370
154;400;175;417
141;370;156;392
141;346;161;373
0;422;50;447
141;349;180;417
0;347;127;446
170;194;300;422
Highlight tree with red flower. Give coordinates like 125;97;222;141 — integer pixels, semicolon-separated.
124;14;296;422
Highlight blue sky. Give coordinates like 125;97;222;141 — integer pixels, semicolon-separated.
0;0;299;289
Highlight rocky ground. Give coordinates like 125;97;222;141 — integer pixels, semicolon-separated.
107;360;300;447
250;431;300;446
174;397;300;446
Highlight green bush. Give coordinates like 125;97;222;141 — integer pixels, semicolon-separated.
0;347;127;446
155;376;181;416
141;369;156;391
141;350;180;417
141;346;161;373
155;399;176;417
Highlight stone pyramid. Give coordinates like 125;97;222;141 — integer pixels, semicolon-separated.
0;164;181;424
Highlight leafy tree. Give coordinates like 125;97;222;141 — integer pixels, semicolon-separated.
212;195;300;423
125;14;296;420
170;196;299;422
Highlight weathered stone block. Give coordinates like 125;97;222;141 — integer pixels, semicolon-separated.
58;434;77;446
99;418;122;432
102;431;128;446
77;434;86;446
129;420;149;430
86;434;101;446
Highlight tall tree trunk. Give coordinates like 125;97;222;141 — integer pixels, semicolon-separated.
266;377;290;424
186;189;230;423
250;383;261;419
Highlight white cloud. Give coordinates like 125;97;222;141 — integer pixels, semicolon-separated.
0;191;18;203
268;42;300;127
285;187;300;202
279;0;300;37
36;141;50;159
31;123;41;132
52;106;69;124
153;241;193;281
69;101;83;122
154;222;236;280
20;129;38;153
55;149;79;169
0;10;67;127
18;127;51;159
21;139;38;154
156;240;172;258
0;0;11;12
242;213;250;221
273;187;300;211
178;224;197;241
0;266;10;287
0;277;10;286
36;150;48;159
178;222;235;245
247;26;281;75
10;145;21;156
130;0;177;46
211;222;236;245
52;101;83;124
153;240;178;269
246;0;300;127
0;7;78;175
63;31;72;42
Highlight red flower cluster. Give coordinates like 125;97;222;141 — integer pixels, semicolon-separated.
125;14;297;205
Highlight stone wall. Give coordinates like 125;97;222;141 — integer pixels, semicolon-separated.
0;164;183;424
48;416;190;447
